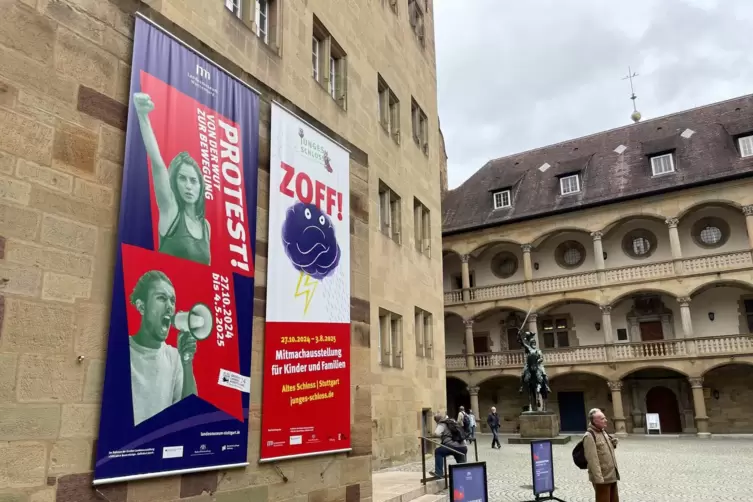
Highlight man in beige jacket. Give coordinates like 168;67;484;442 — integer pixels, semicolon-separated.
583;408;620;502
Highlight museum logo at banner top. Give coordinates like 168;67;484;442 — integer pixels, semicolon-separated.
93;16;260;485
261;103;351;462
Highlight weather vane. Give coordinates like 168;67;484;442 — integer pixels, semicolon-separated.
622;66;642;123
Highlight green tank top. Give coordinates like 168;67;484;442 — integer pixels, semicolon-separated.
159;211;210;265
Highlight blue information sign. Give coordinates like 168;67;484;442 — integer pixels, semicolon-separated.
531;440;555;495
449;462;488;502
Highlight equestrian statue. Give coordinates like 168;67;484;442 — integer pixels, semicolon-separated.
517;330;551;412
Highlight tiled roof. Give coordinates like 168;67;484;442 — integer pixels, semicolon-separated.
442;94;753;235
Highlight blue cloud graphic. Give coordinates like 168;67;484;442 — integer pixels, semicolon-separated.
282;202;340;280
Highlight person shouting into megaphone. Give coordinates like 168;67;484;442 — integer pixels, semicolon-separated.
129;270;198;425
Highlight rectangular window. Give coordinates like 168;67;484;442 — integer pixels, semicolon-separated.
744;299;753;333
225;0;242;17
379;181;402;244
617;328;628;341
255;0;269;43
560;174;580;195
411;98;429;154
650;153;675;176
407;0;426;47
413;198;431;255
390;317;401;368
312;17;347;109
493;190;511;209
329;56;337;99
414;308;433;359
311;35;321;80
540;317;571;348
739;135;753;158
377;75;401;144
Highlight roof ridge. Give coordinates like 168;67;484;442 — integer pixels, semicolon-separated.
484;93;753;164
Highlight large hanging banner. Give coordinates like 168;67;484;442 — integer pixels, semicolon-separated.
261;103;351;461
94;16;259;485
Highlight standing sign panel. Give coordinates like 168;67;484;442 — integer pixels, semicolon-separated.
646;413;662;434
262;102;351;461
449;462;488;502
94;16;259;485
531;440;555;495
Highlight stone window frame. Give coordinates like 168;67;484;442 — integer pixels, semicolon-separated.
691;216;730;249
312;15;348;110
413;197;431;257
225;0;282;55
378;308;403;369
538;314;573;349
414;307;434;359
470;331;493;354
378;180;402;245
377;74;401;145
554;240;587;270
490;251;518;279
621;228;658;260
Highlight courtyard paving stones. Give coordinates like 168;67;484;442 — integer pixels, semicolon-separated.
382;435;753;501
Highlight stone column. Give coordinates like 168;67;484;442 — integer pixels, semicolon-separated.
678;297;693;338
592;231;606;284
469;386;480;418
688;377;710;438
527;313;540;347
608;381;627;436
464;319;475;369
522;244;534;295
600;305;614;343
744;205;753;251
461;254;471;302
666;217;684;274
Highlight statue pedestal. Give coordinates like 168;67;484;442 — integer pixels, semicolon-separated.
507;411;572;445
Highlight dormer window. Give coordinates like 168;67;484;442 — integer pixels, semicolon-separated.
740;135;753;158
493;190;511;209
650;153;675;176
559;174;580;195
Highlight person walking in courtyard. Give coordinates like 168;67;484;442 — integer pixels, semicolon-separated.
584;408;620;502
487;406;501;449
429;413;467;478
467;409;477;443
457;406;471;441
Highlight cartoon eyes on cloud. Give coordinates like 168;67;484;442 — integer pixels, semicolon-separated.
282;202;341;314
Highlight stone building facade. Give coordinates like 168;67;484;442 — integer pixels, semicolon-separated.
0;0;444;500
442;95;753;437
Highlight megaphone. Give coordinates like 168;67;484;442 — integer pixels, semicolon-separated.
174;303;213;341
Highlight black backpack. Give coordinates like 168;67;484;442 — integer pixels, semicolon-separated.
572;431;595;469
462;413;471;431
442;419;466;443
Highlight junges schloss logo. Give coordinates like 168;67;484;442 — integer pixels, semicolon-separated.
298;128;333;174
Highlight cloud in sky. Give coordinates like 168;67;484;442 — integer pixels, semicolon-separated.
435;0;753;189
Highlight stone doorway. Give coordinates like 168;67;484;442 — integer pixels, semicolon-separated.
640;321;664;341
646;386;683;433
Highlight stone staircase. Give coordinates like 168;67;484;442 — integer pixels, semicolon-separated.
373;471;447;502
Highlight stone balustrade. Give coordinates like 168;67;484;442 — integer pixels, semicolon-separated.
605;260;674;283
681;250;753;274
446;334;753;371
532;272;599;294
443;249;753;305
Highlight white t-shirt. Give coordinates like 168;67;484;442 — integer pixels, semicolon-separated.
130;337;184;425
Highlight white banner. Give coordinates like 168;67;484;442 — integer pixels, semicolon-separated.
266;103;351;324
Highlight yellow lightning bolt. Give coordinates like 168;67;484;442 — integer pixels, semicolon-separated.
294;270;318;315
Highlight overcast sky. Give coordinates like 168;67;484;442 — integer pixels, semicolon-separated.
435;0;753;189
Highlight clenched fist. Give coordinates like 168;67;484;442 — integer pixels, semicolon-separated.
133;92;155;116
